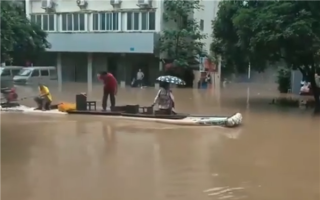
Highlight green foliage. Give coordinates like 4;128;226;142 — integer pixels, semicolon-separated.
0;2;50;63
159;0;207;68
277;67;291;93
212;1;320;113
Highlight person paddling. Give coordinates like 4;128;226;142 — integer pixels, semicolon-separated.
97;71;117;111
153;82;175;114
34;83;52;110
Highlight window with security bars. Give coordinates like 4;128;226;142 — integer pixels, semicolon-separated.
61;13;86;31
30;14;56;31
126;12;155;31
92;12;119;31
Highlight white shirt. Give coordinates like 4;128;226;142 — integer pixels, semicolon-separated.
154;89;174;109
137;71;144;80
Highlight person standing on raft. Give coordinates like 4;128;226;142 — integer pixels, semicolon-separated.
97;71;117;111
153;82;175;114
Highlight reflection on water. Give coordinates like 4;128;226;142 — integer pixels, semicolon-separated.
1;83;319;200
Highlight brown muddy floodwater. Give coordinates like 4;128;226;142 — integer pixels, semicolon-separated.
1;83;319;200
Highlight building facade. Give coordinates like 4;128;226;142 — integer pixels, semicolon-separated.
25;0;219;89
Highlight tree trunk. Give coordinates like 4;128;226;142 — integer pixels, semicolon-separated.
308;73;320;115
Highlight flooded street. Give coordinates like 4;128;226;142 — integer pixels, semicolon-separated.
1;83;319;200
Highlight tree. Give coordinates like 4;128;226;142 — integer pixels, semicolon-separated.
159;0;207;68
0;2;50;64
212;1;320;114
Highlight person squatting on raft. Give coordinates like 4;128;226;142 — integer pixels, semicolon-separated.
34;84;52;110
97;71;118;111
153;82;176;115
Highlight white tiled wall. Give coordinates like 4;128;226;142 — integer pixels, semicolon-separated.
193;0;220;54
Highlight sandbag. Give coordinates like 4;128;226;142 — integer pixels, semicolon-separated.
58;102;76;112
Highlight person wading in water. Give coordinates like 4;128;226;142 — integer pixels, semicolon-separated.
153;82;175;114
97;71;117;111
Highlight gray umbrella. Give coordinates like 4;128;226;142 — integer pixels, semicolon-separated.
156;75;186;85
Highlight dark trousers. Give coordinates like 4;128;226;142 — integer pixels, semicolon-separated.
136;79;143;87
34;96;51;109
102;90;116;110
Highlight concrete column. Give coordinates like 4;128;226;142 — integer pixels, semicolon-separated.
193;70;200;88
159;61;162;71
214;55;222;88
25;0;31;19
57;53;62;92
87;53;93;93
118;54;126;88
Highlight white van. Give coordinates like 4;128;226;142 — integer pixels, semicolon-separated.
1;66;24;88
0;66;24;81
13;66;57;85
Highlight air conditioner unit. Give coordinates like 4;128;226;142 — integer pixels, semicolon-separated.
41;0;54;10
76;0;88;8
137;0;152;8
110;0;122;8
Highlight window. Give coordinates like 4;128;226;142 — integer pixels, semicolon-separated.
61;13;86;31
49;70;57;76
0;69;11;76
40;70;49;76
31;70;39;77
200;19;204;31
11;69;21;76
92;12;119;31
18;68;32;76
126;12;155;31
127;12;140;31
30;14;56;31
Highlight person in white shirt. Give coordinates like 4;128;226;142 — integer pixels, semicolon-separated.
153;82;175;114
136;69;144;87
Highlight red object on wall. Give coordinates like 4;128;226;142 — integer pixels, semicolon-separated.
204;58;217;72
165;63;173;70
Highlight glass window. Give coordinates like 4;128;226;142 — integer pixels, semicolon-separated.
31;70;39;77
48;14;55;31
106;13;111;30
127;12;132;30
11;69;21;76
43;14;49;30
79;13;85;30
73;13;79;31
112;12;118;30
36;15;42;27
141;12;147;30
149;12;155;30
49;70;57;76
67;14;73;31
93;13;99;30
18;69;32;76
62;14;67;31
134;12;139;30
40;70;49;76
30;15;36;24
0;69;11;76
200;19;204;31
100;13;106;30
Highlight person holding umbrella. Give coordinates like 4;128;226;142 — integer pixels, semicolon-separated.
153;75;185;114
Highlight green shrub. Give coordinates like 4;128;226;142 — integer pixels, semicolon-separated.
277;67;291;93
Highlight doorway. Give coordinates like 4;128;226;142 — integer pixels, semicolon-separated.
132;63;149;86
108;57;117;79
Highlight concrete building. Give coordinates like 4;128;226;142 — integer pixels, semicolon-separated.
24;0;219;89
